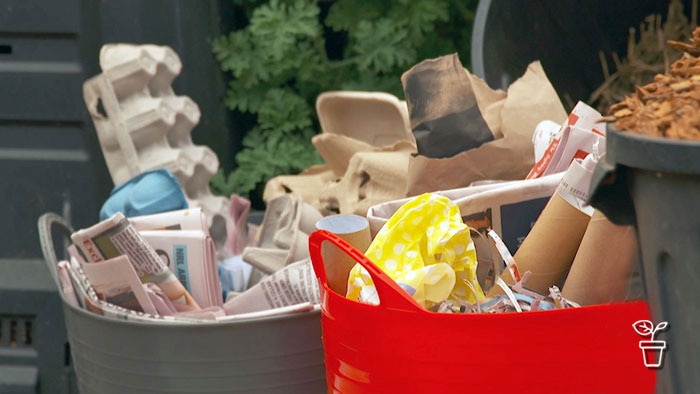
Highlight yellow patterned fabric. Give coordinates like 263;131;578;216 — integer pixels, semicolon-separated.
346;193;484;308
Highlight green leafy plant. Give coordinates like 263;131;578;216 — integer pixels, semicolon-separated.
211;0;477;206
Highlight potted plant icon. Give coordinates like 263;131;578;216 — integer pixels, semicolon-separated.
632;320;669;368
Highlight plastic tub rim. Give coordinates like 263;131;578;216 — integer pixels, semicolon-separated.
62;296;321;328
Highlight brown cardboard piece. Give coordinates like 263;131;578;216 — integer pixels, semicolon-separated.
263;91;417;215
487;192;591;296
241;194;323;275
263;164;337;209
315;214;371;296
315;91;415;147
312;134;415;178
404;60;567;196
318;150;411;217
561;210;638;305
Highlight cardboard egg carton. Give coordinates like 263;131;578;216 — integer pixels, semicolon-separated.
83;43;229;253
99;44;180;97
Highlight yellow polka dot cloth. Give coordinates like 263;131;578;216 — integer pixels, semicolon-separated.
346;193;485;308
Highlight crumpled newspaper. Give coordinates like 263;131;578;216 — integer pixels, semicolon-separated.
346;193;485;308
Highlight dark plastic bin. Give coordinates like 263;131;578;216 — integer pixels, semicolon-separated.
471;0;694;108
1;1;238;392
590;127;700;394
0;259;77;394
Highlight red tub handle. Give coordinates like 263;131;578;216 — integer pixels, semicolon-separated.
309;230;424;312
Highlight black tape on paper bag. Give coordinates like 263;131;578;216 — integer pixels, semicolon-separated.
411;108;494;159
402;53;494;159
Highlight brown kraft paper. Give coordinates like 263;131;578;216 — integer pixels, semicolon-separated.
404;60;567;196
561;209;638;305
487;192;591;297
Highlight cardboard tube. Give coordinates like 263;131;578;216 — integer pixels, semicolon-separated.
561;210;638;305
315;215;371;295
487;192;591;297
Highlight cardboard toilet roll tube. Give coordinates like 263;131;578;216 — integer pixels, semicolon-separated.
561;210;638;305
315;215;372;295
488;192;592;297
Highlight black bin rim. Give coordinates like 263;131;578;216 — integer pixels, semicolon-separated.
606;126;700;175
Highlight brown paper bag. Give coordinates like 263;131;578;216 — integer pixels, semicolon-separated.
401;54;503;158
403;58;567;196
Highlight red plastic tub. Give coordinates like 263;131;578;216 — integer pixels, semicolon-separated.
309;230;656;394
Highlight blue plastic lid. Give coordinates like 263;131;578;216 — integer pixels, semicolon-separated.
100;168;188;220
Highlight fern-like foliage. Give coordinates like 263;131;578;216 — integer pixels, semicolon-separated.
211;0;477;205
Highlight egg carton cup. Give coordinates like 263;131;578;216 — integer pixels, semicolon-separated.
99;43;181;99
315;91;415;147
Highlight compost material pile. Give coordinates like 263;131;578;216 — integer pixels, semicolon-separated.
603;27;700;140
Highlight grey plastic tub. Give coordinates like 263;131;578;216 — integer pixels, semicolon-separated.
589;127;700;394
38;212;326;394
62;302;325;394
